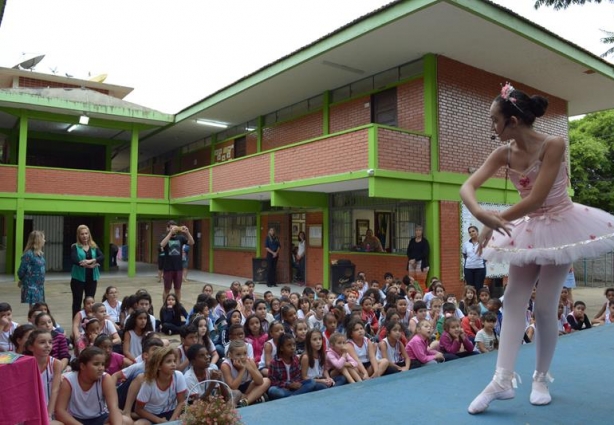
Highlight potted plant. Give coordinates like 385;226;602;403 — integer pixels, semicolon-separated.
182;394;243;425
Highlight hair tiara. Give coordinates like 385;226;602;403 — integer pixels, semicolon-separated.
500;82;524;114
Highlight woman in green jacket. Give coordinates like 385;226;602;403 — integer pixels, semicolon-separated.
71;225;104;317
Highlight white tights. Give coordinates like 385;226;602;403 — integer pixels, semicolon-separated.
496;263;571;373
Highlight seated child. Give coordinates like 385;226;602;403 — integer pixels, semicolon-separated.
474;312;498;353
378;321;410;372
220;340;270;407
134;347;187;424
405;319;444;367
326;332;363;383
1;302;19;351
439;317;475;361
567;301;592;331
461;305;482;342
268;334;317;400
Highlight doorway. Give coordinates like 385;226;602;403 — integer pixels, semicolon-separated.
192;220;202;270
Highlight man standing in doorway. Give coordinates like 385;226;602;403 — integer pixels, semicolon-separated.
160;220;194;303
265;227;281;287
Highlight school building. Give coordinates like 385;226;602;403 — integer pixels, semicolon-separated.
1;0;613;296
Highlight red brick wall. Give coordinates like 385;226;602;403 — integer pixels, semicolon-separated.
170;169;209;199
18;77;110;95
212;155;269;193
305;212;323;287
181;147;211;171
262;111;323;150
329;96;371;134
377;128;430;173
329;252;408;290
398;79;424;132
246;133;258;155
26;168;130;197
0;166;17;192
439;201;463;296
213;249;255;278
437;56;568;175
275;129;369;183
137;175;165;199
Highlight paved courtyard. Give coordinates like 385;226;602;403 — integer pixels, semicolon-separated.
0;261;608;329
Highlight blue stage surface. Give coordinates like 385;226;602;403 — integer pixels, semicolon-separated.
240;325;613;425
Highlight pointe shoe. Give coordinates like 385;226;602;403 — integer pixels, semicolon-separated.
530;371;553;405
468;368;521;414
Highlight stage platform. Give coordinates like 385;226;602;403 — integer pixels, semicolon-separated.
241;325;613;425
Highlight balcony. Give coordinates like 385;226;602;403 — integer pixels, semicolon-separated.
169;124;431;202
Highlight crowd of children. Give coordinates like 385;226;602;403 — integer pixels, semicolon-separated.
0;274;608;424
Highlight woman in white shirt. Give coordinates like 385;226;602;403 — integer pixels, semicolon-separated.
462;226;486;290
296;231;307;285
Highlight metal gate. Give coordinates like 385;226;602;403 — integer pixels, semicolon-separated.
30;215;64;271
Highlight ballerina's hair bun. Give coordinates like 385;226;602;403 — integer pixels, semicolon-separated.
530;95;548;118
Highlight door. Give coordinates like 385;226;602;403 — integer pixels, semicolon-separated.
192;220;202;270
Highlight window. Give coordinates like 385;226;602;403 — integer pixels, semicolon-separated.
213;214;257;249
234;136;246;159
371;87;397;127
329;191;424;253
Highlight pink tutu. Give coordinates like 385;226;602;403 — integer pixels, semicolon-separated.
483;160;614;266
484;203;614;266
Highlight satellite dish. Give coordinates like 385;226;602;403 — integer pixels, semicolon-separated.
12;54;45;70
89;73;108;83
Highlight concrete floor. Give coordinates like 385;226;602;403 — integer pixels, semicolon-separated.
1;261;306;327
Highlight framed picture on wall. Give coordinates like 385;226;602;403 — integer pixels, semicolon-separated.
355;219;369;246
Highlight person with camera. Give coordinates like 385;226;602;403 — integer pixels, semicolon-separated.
160;220;194;304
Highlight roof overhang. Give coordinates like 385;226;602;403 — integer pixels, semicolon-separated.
140;0;614;161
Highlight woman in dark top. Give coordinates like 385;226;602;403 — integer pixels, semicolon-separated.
70;225;104;317
406;225;429;290
265;228;281;287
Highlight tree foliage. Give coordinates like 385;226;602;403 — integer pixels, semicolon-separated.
534;0;614;57
568;111;614;212
534;0;611;10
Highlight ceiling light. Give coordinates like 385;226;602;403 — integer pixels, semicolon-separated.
79;114;90;125
67;124;78;132
196;119;228;128
245;127;256;131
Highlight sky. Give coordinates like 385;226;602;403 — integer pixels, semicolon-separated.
0;0;613;114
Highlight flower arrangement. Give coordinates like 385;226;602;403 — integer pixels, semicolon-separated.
182;395;243;425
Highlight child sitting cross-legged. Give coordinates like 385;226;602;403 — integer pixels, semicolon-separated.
267;334;316;400
406;319;444;368
439;317;476;361
221;340;270;407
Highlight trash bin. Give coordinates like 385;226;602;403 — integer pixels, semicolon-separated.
121;245;129;261
252;258;268;284
330;260;355;294
490;278;504;298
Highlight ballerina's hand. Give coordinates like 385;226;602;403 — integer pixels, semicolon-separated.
477;227;493;257
476;211;512;237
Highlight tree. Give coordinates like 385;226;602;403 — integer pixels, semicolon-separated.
568;110;614;212
534;0;614;57
534;0;611;9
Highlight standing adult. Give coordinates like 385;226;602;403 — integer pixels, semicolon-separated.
160;220;194;304
265;227;281;288
462;225;486;290
18;230;46;307
70;225;104;318
296;231;306;286
406;225;430;290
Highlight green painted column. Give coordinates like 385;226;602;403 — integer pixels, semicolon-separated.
102;215;111;271
5;213;15;274
423;53;439;174
256;214;261;257
14;115;27;279
128;126;139;277
322;90;330;136
256;116;263;153
322;206;330;289
209;217;214;273
425;200;440;281
423;54;440;280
